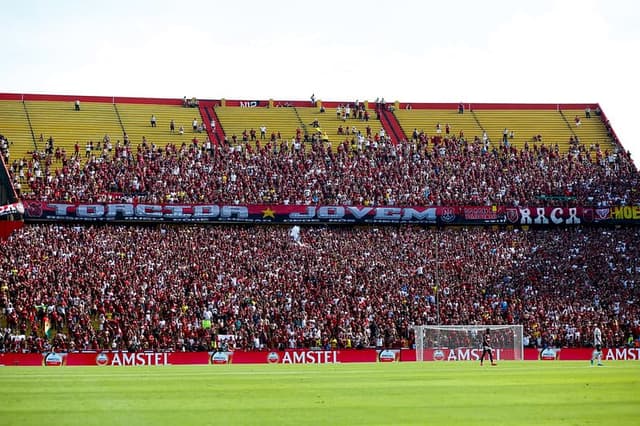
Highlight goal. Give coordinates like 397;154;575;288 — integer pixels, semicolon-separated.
412;325;524;361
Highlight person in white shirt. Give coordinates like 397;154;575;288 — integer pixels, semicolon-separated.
590;324;603;366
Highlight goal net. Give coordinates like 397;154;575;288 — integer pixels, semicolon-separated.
412;325;523;361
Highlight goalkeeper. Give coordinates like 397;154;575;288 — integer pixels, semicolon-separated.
480;328;497;366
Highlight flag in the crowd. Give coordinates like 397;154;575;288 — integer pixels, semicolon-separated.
44;315;53;338
202;319;212;329
289;226;301;243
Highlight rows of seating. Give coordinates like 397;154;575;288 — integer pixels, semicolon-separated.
1;224;637;352
296;103;377;147
0;95;638;356
393;107;616;153
8;130;636;207
116;103;206;148
1;100;207;163
215;104;301;146
1;98;618;169
562;108;611;145
0;100;37;165
473;109;568;148
26;100;123;153
394;108;483;144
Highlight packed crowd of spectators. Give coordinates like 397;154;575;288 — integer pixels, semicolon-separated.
1;224;638;353
6;130;639;207
1;116;639;355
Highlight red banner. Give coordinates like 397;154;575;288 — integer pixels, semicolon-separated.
229;349;381;364
400;348;519;362
2;348;638;366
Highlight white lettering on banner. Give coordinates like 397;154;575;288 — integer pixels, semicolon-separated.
110;352;170;366
374;207;402;220
163;205;190;218
346;206;373;219
193;205;219;218
280;351;339;364
317;206;344;219
38;203;592;225
445;348;502;361
77;204;104;217
534;207;548;224
519;207;581;225
136;204;163;217
604;348;640;360
289;207;316;219
402;208;437;222
220;205;249;219
105;204;135;218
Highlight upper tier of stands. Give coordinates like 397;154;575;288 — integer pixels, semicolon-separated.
296;103;377;148
393;104;616;153
0;100;37;163
214;104;301;147
0;94;631;206
472;109;569;148
215;102;379;151
562;108;612;147
394;108;483;143
26;100;123;153
116;103;208;148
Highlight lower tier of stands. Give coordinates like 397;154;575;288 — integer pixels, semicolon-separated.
1;224;638;353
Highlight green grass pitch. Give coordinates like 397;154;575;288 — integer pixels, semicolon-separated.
1;361;638;425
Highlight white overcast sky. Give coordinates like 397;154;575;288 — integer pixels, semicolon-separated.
2;0;639;166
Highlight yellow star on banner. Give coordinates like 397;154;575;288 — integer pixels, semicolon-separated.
262;207;276;219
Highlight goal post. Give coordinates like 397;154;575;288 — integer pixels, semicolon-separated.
412;325;524;361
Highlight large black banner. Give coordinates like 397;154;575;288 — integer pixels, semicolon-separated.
20;201;639;226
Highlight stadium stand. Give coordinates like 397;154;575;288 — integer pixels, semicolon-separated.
561;107;613;148
295;102;377;148
471;108;570;150
0;100;35;159
26;100;123;157
214;103;301;149
0;225;638;352
394;105;483;145
116;102;207;149
0;93;638;355
15;132;639;207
